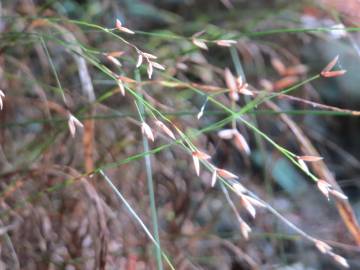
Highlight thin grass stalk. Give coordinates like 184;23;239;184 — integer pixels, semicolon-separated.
134;70;164;270
99;170;174;270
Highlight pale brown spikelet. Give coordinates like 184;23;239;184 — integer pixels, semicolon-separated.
192;38;208;50
150;61;165;70
321;70;347;78
240;221;251;239
233;131;250;155
115;19;135;34
317;179;331;200
136;54;143;68
322;55;339;73
211;169;217;187
68;113;84;137
271;58;286;75
232;182;247;195
240;195;256;218
218;129;235;139
332;254;349;268
284;64;308;76
192;150;211;160
215;39;237;47
192;153;200;176
117;78;125;96
191;150;211;176
142;52;158;59
224;68;238;101
298;158;310;174
259;79;274;91
242;195;266;208
154;120;175;140
314;240;332;254
147;63;153;79
107;51;125;57
297;155;323;162
236;76;253;96
106;55;122;67
321;55;347;78
197;103;206;120
329;189;348;200
274;76;299;90
141;122;154;142
217;168;238;179
0;90;5;110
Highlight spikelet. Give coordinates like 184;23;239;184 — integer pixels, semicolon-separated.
233;131;250;155
218;129;235;139
136;54;143;68
106;55;122;67
68;113;84;137
314;240;332;254
115;19;135;34
154;120;175;140
141;122;154;142
332;254;349;268
320;55;347;78
224;68;238;101
192;38;208;50
240;221;251;239
0;90;5;110
147;63;153;79
317;179;331;200
192;150;211;176
217;168;238;179
215;39;237;47
117;78;125;96
297;155;323;162
211;169;217;187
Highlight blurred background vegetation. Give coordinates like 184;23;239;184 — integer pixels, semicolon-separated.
1;0;360;269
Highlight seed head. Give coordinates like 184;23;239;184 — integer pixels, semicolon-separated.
141;122;154;142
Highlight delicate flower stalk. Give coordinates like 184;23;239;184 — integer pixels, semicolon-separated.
115;19;135;34
154;120;175;140
192;38;208;50
141;122;154;142
215;39;237;47
0;90;5;110
321;55;346;78
68;113;84;137
192;150;211;176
